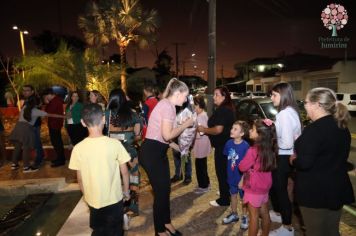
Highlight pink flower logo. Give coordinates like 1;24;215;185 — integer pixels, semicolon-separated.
321;3;348;37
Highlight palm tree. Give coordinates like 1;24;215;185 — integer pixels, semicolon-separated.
14;43;119;100
15;43;87;91
78;0;159;93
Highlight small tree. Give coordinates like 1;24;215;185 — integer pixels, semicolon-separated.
15;42;87;91
85;48;120;101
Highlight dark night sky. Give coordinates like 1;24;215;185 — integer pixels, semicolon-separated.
1;0;356;78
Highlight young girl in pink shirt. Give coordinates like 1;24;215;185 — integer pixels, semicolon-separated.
192;95;211;193
239;119;277;236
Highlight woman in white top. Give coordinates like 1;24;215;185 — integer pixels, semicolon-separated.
269;82;301;236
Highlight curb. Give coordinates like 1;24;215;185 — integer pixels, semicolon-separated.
0;178;67;196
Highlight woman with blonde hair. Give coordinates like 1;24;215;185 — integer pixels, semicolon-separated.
291;87;355;236
139;78;194;236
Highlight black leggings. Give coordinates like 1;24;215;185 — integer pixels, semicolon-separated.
66;123;88;145
195;157;210;188
139;139;170;233
270;155;292;225
214;146;230;206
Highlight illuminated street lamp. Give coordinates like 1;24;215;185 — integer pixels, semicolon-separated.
12;25;29;56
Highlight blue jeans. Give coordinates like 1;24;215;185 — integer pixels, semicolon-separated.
173;149;192;178
33;125;44;166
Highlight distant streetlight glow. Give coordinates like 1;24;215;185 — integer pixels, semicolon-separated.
12;25;18;30
191;53;196;57
258;65;266;72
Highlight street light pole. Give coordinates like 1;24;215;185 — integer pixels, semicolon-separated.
19;31;26;56
13;26;29;79
12;26;29;57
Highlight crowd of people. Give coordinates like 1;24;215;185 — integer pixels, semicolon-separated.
0;79;355;236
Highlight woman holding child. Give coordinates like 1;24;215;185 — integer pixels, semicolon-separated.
139;78;194;236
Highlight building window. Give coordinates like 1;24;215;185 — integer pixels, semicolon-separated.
255;84;262;91
246;85;253;92
310;78;338;92
289;81;302;91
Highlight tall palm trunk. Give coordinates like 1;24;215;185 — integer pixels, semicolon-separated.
119;45;127;93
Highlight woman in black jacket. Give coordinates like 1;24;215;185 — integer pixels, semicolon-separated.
291;87;355;236
197;86;235;206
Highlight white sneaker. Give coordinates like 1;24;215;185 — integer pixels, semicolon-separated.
209;200;220;207
194;186;210;194
269;225;294;236
123;214;130;231
269;210;282;223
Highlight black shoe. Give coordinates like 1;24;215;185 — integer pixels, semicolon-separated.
51;162;65;168
165;227;182;236
170;175;183;183
183;177;192;185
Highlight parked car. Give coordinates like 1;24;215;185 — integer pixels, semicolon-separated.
235;97;278;121
336;93;356;114
230;92;245;99
235;97;310;126
245;91;268;98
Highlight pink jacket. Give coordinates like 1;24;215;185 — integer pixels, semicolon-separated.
192;112;211;158
239;146;272;195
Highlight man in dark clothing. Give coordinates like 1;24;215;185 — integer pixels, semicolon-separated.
43;88;65;167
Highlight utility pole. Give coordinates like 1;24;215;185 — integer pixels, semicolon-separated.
221;64;224;78
172;42;185;78
207;0;216;116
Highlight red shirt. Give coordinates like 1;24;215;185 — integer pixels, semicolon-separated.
144;96;158;121
45;95;64;129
